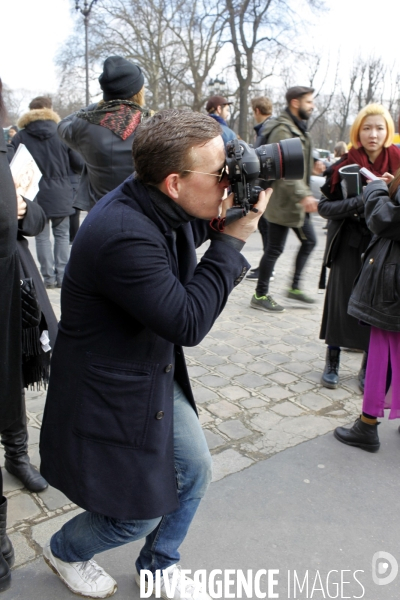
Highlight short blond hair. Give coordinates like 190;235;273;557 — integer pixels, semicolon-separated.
350;103;394;149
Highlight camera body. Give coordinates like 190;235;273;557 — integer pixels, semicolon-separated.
225;137;304;224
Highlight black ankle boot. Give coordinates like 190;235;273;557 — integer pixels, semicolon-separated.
1;409;48;493
0;497;12;592
321;347;340;389
358;352;368;393
334;417;380;452
4;455;48;493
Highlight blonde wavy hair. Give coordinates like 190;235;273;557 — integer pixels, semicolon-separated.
98;86;145;108
350;103;395;149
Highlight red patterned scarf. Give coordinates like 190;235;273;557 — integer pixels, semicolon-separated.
330;145;400;192
77;100;148;140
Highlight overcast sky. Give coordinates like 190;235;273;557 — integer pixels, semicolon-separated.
1;0;398;105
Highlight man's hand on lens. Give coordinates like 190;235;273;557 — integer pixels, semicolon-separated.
222;188;272;241
300;195;318;213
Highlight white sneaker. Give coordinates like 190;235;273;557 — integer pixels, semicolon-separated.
135;564;211;599
43;539;117;598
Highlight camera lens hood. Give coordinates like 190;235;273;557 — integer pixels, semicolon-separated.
280;138;304;180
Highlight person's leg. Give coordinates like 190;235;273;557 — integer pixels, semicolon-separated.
69;209;80;244
0;486;13;592
51;217;70;287
45;512;160;598
289;214;317;300
247;217;270;279
135;381;212;575
1;390;48;493
334;327;386;452
50;511;161;562
255;222;288;297
321;346;341;389
258;215;269;253
35;219;56;287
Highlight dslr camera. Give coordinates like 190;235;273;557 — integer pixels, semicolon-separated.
225;138;304;224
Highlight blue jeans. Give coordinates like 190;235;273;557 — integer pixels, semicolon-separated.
50;382;212;573
35;217;70;286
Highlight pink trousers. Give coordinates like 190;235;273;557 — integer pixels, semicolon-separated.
363;326;400;419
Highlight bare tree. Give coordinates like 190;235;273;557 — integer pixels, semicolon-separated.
353;55;386;111
2;85;35;124
224;0;326;141
334;69;357;142
56;0;226;111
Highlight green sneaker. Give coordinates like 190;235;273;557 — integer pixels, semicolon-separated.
287;288;315;304
250;294;285;312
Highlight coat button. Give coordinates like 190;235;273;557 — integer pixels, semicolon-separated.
369;258;374;264
164;364;173;373
155;411;164;420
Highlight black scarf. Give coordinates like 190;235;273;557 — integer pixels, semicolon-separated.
146;185;195;229
285;107;308;134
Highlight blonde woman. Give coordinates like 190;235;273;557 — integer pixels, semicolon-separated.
318;104;400;390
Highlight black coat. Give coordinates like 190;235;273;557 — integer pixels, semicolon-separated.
348;180;400;331
40;177;250;520
17;201;58;347
58;103;141;211
318;167;371;350
11;108;83;218
319;163;368;274
0;131;23;430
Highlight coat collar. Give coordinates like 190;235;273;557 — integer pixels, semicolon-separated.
17;108;61;129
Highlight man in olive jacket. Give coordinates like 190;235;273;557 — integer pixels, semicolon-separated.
249;86;319;313
39;109;270;599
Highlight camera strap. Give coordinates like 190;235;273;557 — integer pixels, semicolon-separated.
209;216;226;232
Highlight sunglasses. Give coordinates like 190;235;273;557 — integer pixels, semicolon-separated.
182;166;227;183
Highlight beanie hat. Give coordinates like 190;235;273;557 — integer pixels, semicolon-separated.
99;56;144;101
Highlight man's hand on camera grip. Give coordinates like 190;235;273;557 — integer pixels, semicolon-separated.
223;188;272;242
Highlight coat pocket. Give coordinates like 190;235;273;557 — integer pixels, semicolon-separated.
73;353;156;448
382;263;397;303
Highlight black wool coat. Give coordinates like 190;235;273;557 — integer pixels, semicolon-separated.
12;108;83;218
40;177;250;520
318;167;371;350
0;132;23;430
349;180;400;331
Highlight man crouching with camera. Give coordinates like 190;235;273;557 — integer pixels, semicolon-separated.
39;109;271;600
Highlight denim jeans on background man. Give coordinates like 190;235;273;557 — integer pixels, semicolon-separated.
50;382;213;572
35;216;70;286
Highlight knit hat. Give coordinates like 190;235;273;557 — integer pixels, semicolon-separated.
99;56;144;101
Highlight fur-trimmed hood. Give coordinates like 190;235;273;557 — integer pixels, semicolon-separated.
17;108;61;141
18;108;60;129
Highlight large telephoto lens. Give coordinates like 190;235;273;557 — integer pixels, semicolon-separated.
256;137;304;182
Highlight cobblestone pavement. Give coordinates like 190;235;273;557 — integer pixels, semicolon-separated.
2;214;364;568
